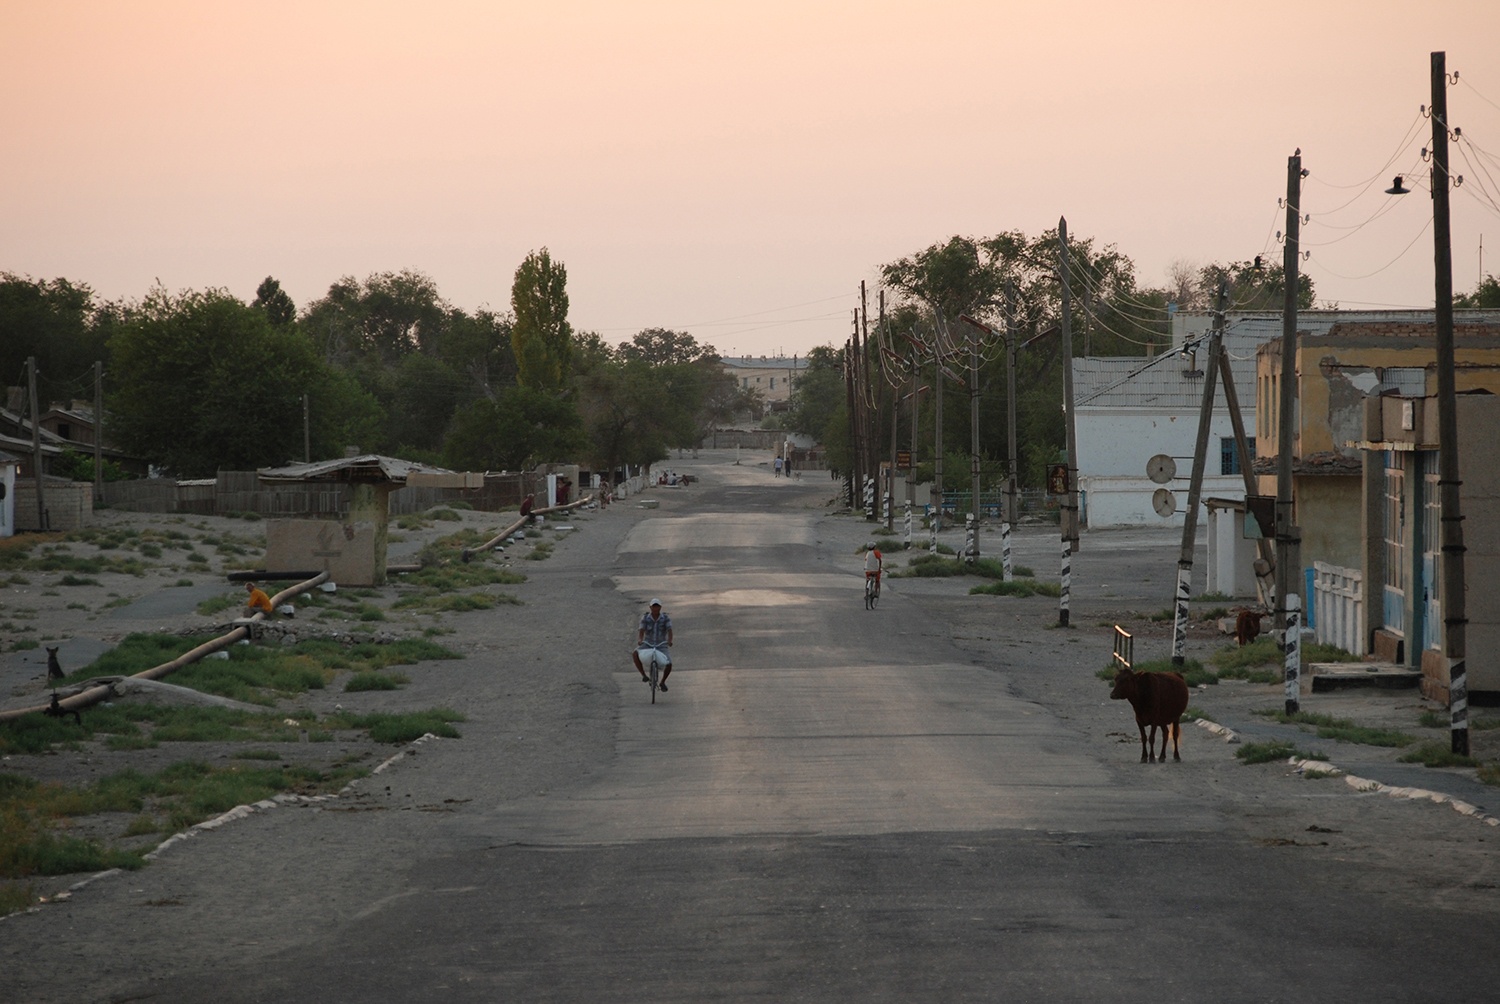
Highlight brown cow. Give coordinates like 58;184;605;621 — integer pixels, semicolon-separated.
1234;609;1263;646
1110;667;1190;763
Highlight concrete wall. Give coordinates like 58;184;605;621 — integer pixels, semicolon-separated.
1293;474;1363;571
12;481;93;532
265;519;381;588
1458;395;1500;692
0;463;14;537
1076;407;1250;527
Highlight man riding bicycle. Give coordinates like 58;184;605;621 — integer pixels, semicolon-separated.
634;598;673;691
864;542;883;595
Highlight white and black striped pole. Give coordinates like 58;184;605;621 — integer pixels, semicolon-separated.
1001;521;1013;582
903;500;913;550
964;512;977;565
1171;568;1192;664
1059;537;1072;627
1284;594;1302;707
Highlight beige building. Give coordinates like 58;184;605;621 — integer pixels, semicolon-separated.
1252;316;1500;693
720;355;809;407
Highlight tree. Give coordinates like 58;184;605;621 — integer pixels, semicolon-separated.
1198;259;1316;311
442;386;585;472
1455;274;1500;308
511;249;573;391
300;270;448;366
107;287;333;476
783;346;850;473
617;328;718;366
251;276;296;327
0;273;110;408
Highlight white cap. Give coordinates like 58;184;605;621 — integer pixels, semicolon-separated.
650;598;662;607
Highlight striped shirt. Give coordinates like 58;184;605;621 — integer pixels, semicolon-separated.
639;611;672;646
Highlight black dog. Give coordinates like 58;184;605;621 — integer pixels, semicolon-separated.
46;646;64;684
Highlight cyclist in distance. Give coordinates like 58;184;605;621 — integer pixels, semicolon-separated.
864;542;883;595
634;598;673;691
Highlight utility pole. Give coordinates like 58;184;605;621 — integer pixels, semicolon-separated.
1431;50;1469;755
28;357;46;531
93;361;104;504
883;290;897;532
844;335;858;510
1211;282;1278;605
303;393;311;463
1277;151;1307;715
931;312;945;539
1171;295;1225;665
1058;218;1080;626
1004;282;1019;529
968;305;982;561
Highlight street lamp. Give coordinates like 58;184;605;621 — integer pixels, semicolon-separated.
1384;51;1469;756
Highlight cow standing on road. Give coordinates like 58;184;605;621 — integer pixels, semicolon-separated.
1110;667;1190;763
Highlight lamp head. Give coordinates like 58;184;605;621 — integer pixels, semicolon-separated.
1385;175;1411;195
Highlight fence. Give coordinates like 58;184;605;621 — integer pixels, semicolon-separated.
101;470;546;519
1313;560;1364;656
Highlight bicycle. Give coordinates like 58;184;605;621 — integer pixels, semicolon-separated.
865;573;880;610
642;643;669;703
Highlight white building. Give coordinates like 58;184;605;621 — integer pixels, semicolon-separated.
1073;324;1265;528
720;355;809;406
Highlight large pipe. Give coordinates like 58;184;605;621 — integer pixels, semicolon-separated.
462;495;595;562
0;573;329;723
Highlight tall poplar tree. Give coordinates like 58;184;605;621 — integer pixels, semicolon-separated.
510;248;573;391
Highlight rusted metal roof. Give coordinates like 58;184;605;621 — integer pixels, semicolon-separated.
257;454;454;485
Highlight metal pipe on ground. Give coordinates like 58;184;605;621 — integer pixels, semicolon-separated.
461;495;595;563
0;572;331;723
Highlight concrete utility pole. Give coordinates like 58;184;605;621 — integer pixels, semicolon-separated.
28;356;45;530
844;335;858;510
1171;300;1225;665
1277;151;1307;715
303;393;312;463
1430;50;1470;755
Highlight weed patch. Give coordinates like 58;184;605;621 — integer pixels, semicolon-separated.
1399;742;1480;769
1236;740;1324;765
344;672;408;692
1253;709;1415;748
322;708;464;743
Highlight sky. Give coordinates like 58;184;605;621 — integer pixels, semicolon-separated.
4;1;1500;359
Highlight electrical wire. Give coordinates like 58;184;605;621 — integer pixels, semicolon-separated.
1459;74;1500;116
1305;216;1433;281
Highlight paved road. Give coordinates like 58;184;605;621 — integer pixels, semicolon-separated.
11;458;1500;1002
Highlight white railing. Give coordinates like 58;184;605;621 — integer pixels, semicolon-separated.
1313;560;1364;655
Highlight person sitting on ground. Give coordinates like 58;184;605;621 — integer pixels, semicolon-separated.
633;598;674;691
244;581;274;618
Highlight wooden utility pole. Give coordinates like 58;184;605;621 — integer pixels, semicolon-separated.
968;307;982;558
1171;299;1225;665
303;393;312;463
1430;50;1470;755
28;357;46;530
882;290;896;531
1277;151;1306;714
1004;282;1019;527
844;335;858;510
1058;218;1079;627
931;312;945;535
93;361;104;504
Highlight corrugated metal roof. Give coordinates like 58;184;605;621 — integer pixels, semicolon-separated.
257;454;453;484
1074;323;1268;410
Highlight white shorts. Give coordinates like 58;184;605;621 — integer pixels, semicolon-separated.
637;646;672;668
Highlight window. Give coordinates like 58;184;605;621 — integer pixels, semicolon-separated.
1220;437;1254;475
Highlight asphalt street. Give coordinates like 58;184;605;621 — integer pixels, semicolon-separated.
6;455;1499;1002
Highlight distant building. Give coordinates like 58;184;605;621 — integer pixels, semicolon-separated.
719;355;810;407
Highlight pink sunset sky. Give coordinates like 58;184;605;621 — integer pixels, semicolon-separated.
4;1;1499;357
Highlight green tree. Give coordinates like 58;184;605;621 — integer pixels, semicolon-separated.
107;287;333;476
783;346;850;474
1198;259;1316;311
0;273;110;408
511;249;573;391
1455;274;1500;308
251;276;296;327
617;328;717;366
442;386;585;471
